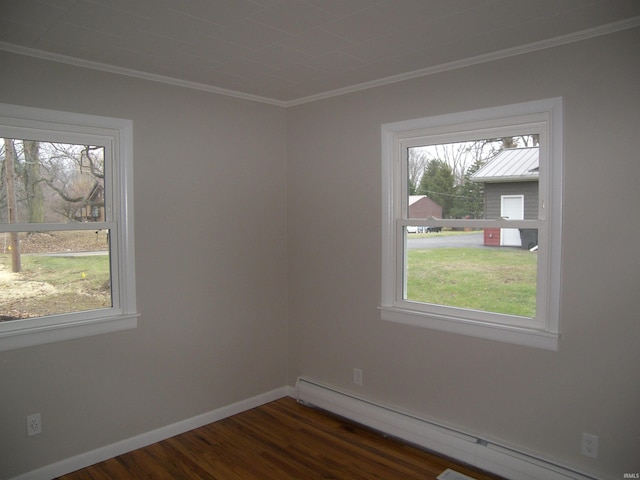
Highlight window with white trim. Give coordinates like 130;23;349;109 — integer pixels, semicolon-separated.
380;98;562;350
0;104;137;351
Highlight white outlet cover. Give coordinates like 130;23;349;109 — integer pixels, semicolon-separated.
353;368;363;386
581;433;598;459
27;413;41;436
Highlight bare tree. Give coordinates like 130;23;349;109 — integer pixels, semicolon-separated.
408;148;428;194
23;140;45;223
3;138;20;272
407;136;540;219
35;142;105;221
410;140;501;189
1;140;105;225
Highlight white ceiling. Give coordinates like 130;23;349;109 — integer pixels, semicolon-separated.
1;0;639;105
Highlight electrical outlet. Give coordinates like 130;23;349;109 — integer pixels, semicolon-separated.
581;433;598;459
353;368;363;386
26;413;41;436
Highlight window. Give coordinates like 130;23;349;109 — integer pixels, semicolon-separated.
0;103;137;351
381;98;562;350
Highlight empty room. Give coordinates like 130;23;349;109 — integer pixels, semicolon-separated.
0;1;639;479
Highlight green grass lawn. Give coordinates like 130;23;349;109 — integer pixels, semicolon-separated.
3;239;537;320
1;254;111;319
406;247;537;317
20;254;111;289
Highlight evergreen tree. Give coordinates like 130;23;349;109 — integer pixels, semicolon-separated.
450;158;484;219
417;159;455;217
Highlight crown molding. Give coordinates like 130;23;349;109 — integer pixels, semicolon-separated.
0;41;288;107
1;16;638;108
283;16;640;107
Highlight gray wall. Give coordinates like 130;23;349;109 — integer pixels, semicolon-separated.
0;25;638;480
0;52;288;479
287;27;640;479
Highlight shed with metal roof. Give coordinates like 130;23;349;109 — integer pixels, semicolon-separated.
471;147;539;183
471;147;539;247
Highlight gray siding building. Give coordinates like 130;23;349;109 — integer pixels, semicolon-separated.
471;147;539;247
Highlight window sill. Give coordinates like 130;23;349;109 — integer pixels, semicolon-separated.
0;313;139;351
379;306;559;351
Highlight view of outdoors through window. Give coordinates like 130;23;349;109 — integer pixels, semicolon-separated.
1;139;111;321
405;135;539;318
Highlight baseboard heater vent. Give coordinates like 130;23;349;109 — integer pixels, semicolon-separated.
437;469;478;480
296;377;594;480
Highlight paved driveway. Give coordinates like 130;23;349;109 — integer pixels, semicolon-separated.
407;232;485;249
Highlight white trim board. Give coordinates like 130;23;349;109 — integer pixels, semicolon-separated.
296;377;596;480
285;16;639;107
0;41;285;107
0;17;638;108
11;386;295;480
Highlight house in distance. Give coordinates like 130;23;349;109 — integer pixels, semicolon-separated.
408;195;443;233
471;147;539;248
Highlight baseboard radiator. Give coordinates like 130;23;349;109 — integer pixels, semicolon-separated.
295;377;594;480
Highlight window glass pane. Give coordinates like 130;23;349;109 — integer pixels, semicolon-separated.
404;228;537;318
383;98;562;347
0;230;111;321
407;137;538;221
1;139;105;224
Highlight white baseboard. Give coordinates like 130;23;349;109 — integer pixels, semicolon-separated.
296;377;595;480
13;380;597;480
12;386;294;480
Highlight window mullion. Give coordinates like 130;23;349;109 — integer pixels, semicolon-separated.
0;222;114;233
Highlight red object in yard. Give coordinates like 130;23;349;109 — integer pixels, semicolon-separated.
484;228;500;246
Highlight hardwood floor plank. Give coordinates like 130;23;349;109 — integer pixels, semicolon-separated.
56;397;505;480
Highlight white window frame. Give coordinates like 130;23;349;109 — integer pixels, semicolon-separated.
380;98;563;350
0;103;138;351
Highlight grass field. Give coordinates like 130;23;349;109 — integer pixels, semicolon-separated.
406;247;537;317
0;254;111;319
1;231;111;320
2;230;537;321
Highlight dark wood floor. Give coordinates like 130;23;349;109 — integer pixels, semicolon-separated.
57;397;504;480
